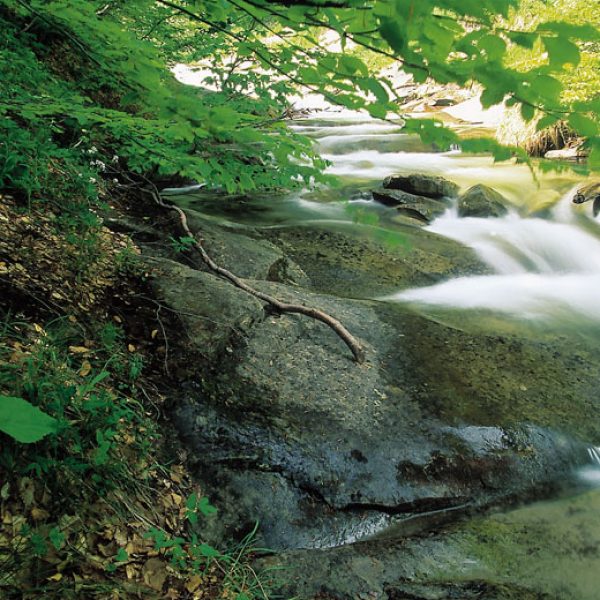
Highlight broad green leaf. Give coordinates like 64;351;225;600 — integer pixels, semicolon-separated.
536;21;600;42
536;114;560;131
478;34;506;60
520;102;535;122
568;114;599;137
532;74;562;103
198;497;217;516
363;78;389;104
542;36;580;68
379;20;405;53
0;395;58;443
480;85;505;108
506;31;537;49
185;493;198;510
339;55;368;77
366;103;387;119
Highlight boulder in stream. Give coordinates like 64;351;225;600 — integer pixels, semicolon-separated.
135;200;600;599
458;184;509;218
372;188;448;223
383;173;460;199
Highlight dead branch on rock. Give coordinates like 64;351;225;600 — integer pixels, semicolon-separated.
143;184;366;363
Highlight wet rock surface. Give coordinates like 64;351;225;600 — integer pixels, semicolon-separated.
261;487;600;600
259;222;489;297
382;174;460;199
458;184;510;218
372;188;448;223
138;196;600;598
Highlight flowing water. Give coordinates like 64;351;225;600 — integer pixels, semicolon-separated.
290;112;600;597
289;113;600;328
182;110;600;596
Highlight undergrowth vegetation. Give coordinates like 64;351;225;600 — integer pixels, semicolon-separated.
0;314;274;598
1;2;280;595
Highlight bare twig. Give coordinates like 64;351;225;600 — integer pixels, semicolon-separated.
142;184;366;363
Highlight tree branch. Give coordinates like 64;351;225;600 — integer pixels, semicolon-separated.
143;183;366;363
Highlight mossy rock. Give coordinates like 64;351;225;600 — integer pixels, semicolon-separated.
458;184;509;218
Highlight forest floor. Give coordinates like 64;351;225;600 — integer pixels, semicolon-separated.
0;192;268;599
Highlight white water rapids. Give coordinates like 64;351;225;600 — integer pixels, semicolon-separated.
290;112;600;325
391;203;600;323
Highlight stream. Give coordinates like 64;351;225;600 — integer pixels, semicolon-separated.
292;111;600;598
173;110;600;598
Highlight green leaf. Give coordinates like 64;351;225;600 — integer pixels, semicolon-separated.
379;20;405;53
363;78;389;104
339;55;368;77
506;31;537;49
198;497;217;517
0;396;58;443
542;36;580;68
536;21;600;42
536;114;560;132
366;103;387;119
198;543;220;558
478;34;506;61
520;102;535;122
568;114;599;137
532;74;562;103
185;492;198;510
49;527;65;551
115;548;129;562
480;85;505;108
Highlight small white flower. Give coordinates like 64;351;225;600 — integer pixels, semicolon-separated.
112;178;119;184
89;177;96;184
90;159;106;171
87;146;98;155
112;155;119;163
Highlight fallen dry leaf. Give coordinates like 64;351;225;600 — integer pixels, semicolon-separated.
69;346;89;354
31;507;50;521
142;557;167;591
79;361;92;377
185;574;203;593
18;478;36;508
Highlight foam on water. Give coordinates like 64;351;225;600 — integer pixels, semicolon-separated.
321;149;460;180
290;123;404;137
578;448;600;486
388;193;600;323
288;112;598;325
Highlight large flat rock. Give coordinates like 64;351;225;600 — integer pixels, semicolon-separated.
140;205;600;597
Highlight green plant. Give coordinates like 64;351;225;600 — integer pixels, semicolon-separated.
139;495;272;600
169;235;196;254
0;395;58;443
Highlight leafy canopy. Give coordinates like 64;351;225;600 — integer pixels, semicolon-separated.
1;0;599;198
